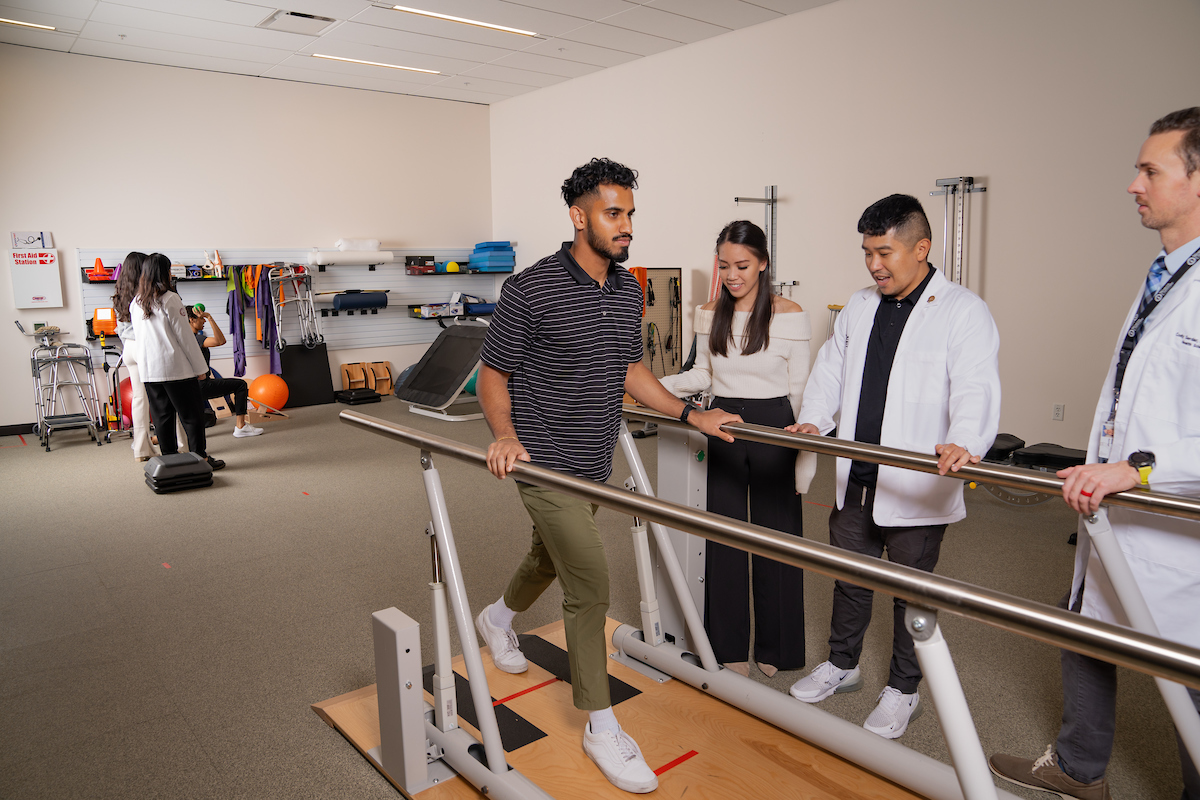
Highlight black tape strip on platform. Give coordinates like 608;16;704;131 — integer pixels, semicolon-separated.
421;665;546;752
517;635;641;706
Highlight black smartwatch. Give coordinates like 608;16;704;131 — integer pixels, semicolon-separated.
1128;451;1155;486
679;404;694;425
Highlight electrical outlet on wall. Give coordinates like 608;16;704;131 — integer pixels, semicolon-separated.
1052;403;1065;421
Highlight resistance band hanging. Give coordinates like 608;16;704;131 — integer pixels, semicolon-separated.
930;177;986;286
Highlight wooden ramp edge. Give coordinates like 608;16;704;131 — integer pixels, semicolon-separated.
313;618;927;800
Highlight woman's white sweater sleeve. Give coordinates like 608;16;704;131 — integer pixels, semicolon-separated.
658;332;713;397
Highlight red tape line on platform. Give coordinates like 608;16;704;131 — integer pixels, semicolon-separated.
493;677;560;706
654;749;698;776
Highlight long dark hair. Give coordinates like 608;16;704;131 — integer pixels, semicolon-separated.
112;251;147;323
709;220;774;357
136;253;174;319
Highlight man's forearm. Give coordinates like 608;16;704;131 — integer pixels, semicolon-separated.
625;361;687;418
477;364;517;439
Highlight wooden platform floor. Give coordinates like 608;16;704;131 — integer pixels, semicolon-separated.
313;618;926;800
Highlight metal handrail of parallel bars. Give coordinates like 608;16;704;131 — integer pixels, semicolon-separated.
622;405;1200;522
340;408;1200;691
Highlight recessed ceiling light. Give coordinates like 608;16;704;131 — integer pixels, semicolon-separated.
390;5;536;37
0;16;56;31
312;53;440;75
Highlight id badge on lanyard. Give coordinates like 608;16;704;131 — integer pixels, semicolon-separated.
1098;413;1115;463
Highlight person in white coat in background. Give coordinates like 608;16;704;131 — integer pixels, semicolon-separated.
112;251;154;461
785;194;1000;739
990;108;1200;800
659;220;816;679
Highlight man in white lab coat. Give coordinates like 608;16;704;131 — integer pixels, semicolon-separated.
786;194;1001;739
990;109;1200;800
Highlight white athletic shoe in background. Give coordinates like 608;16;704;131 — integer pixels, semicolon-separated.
474;604;527;674
582;723;658;794
863;686;922;738
233;423;264;438
788;660;863;703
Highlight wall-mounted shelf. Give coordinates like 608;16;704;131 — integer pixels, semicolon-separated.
77;247;507;363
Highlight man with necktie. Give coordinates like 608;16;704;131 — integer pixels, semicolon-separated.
991;107;1200;800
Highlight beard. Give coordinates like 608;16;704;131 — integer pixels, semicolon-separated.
586;223;631;263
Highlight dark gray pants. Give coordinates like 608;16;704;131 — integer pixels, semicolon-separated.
1056;586;1200;798
826;479;946;694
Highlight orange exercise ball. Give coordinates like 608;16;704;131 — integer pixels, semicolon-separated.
248;374;289;411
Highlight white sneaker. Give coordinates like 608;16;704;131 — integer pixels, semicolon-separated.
863;686;922;738
583;724;658;794
788;660;863;703
233;423;264;438
474;604;527;674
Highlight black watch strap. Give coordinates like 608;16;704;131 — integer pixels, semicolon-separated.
679;404;693;424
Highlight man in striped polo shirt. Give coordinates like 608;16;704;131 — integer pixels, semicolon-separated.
475;157;741;794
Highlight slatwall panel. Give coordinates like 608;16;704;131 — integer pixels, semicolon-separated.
640;267;683;379
78;248;506;366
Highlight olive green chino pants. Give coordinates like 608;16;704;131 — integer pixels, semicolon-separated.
504;483;611;711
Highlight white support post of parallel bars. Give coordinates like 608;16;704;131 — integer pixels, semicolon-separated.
428;528;458;732
370;607;435;794
1083;509;1200;765
618;422;719;671
420;457;509;775
907;606;999;800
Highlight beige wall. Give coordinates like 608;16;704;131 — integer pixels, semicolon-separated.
0;44;492;428
490;0;1200;448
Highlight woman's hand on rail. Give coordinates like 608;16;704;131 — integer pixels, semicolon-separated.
934;443;979;475
1058;462;1139;515
486;438;530;479
690;409;742;442
786;423;821;435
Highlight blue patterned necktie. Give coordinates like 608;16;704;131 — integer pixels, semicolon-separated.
1142;256;1169;308
1133;256;1169;345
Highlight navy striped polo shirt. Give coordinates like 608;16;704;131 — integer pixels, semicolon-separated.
481;244;644;482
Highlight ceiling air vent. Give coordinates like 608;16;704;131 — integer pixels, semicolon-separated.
257;10;336;36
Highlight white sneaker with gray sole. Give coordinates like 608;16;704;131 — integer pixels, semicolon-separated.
474;604;527;674
863;686;923;738
788;660;863;703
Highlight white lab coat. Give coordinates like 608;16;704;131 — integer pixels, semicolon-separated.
798;268;1001;526
1071;264;1200;649
129;291;208;383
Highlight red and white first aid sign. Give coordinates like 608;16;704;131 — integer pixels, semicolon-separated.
10;249;64;308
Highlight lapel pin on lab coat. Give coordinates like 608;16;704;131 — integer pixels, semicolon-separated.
927;295;935;302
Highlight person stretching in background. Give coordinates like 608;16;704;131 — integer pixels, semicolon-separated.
130;253;225;472
659;220;815;678
186;306;263;438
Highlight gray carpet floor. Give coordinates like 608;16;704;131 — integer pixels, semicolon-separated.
0;396;1187;799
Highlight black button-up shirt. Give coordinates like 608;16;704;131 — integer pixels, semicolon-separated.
850;265;937;488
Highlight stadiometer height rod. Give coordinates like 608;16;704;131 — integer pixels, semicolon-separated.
931;177;986;286
734;185;778;284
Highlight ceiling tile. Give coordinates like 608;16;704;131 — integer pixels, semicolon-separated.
99;0;268;27
746;0;836;14
430;72;531;96
326;18;513;63
0;2;90;32
0;24;77;50
644;0;781;30
414;83;513;104
89;3;314;49
458;62;566;88
488;50;601;78
263;61;508;103
554;22;680;57
231;0;373;19
297;38;479;75
78;19;294;64
348;5;534;53
377;0;590;37
70;37;270;74
520;35;641;67
274;52;444;83
502;0;639;22
1;0;95;19
603;5;730;43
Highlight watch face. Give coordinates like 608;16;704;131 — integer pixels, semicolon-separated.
1129;451;1155;468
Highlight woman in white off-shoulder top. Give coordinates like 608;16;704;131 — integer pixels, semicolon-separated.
660;220;815;678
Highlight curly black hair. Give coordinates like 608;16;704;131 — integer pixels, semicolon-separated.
561;157;638;207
